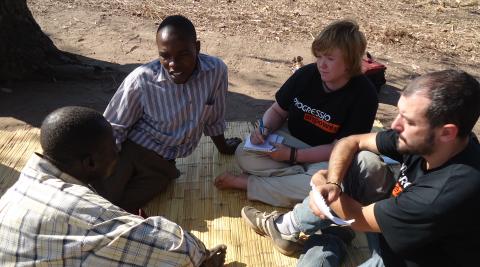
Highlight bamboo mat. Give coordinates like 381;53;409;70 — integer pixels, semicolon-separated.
0;122;376;266
146;121;373;267
0;126;40;196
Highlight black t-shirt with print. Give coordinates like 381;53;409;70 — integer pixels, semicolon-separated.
275;63;378;146
374;130;480;267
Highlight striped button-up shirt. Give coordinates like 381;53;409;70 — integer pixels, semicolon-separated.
0;154;208;266
104;54;227;159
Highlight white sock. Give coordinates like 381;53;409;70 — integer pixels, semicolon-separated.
274;211;300;236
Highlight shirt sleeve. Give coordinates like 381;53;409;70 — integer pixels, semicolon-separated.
84;213;208;266
203;61;227;136
376;130;404;163
335;79;378;139
103;72;143;149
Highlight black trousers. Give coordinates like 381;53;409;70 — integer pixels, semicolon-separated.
92;140;180;213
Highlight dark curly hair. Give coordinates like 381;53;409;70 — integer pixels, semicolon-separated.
40;106;112;164
157;15;196;42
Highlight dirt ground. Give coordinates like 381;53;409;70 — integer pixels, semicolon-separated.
1;0;479;133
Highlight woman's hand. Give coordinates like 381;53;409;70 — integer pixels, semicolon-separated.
250;126;270;145
267;143;291;162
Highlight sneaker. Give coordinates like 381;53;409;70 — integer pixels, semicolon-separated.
241;206;302;256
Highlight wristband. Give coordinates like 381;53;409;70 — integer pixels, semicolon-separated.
289;147;297;164
326;181;342;194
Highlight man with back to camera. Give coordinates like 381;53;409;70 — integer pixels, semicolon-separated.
96;15;241;213
0;106;227;266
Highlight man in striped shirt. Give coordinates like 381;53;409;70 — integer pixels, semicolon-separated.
0;106;226;266
96;15;241;213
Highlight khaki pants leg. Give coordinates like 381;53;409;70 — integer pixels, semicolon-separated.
235;125;327;207
235;125;311;177
248;151;395;208
92;140;179;213
247;161;328;208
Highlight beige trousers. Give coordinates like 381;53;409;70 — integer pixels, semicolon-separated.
236;127;391;208
236;127;328;208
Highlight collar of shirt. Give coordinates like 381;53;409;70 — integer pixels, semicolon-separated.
155;53;215;83
25;153;87;187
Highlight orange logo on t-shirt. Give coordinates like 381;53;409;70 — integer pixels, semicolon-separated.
304;113;340;133
391;172;412;197
391;182;403;197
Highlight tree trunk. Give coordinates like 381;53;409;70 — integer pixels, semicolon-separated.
0;0;79;81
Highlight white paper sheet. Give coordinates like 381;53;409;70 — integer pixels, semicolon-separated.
310;181;355;226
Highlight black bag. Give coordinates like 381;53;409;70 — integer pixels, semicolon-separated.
362;52;386;92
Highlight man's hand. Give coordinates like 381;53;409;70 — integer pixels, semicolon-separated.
311;169;342;205
309;190;328;219
221;137;242;155
267;143;291;162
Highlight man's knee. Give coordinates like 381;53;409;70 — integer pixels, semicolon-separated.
355;151;389;179
344;151;395;205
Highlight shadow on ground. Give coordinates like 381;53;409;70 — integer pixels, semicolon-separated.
0;55;274;127
0;53;410;128
378;84;401;106
224;261;247;267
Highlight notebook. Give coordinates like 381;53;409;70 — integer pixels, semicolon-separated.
243;134;284;153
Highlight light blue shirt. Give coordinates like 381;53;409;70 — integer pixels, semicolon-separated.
104;54;228;159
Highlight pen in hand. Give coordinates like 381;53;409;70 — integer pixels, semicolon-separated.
259;119;265;136
251;119;267;145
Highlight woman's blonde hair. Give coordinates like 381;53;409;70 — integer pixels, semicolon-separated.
311;19;367;76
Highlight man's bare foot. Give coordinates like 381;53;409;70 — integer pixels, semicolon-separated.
200;244;227;267
214;172;248;190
